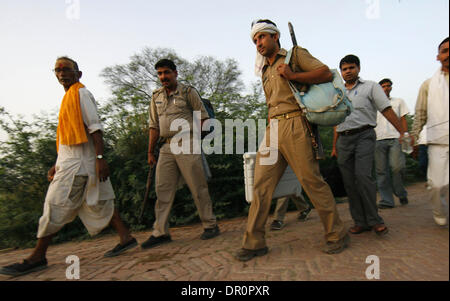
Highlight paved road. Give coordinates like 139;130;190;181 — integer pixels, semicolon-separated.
0;182;448;281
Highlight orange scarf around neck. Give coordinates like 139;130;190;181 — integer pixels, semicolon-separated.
56;82;88;152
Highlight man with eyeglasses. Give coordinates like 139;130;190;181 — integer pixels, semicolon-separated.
235;19;349;262
0;57;137;277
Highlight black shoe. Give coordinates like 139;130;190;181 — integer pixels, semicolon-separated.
400;197;409;205
200;225;220;240
141;235;172;249
270;220;284;230
377;203;394;209
0;258;48;277
104;237;138;257
298;207;312;222
234;247;269;262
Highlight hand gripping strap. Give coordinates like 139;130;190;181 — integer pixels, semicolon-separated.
284;48;346;114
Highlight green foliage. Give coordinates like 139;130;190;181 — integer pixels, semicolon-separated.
0;108;57;248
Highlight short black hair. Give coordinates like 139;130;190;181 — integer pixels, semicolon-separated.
155;59;177;71
379;78;393;86
57;56;79;71
339;54;360;69
251;19;281;48
438;37;449;50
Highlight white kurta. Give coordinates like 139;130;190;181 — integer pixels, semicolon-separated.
37;88;115;238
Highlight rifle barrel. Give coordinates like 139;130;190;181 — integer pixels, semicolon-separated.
288;22;298;47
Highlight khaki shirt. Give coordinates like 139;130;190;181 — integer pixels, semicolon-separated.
262;46;325;118
149;83;209;138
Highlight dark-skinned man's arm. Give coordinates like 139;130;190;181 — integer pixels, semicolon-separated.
400;116;408;133
380;107;405;143
331;126;339;158
277;65;333;85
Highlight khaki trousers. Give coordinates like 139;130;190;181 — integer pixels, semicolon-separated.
242;116;346;250
152;143;217;237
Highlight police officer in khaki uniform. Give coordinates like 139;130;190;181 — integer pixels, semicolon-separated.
235;20;349;261
141;59;220;249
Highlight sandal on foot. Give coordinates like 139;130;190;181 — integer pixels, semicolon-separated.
373;224;389;236
349;225;371;234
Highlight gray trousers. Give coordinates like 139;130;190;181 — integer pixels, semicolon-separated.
337;128;384;227
374;139;407;207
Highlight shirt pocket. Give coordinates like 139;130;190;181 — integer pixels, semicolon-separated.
351;94;370;109
155;100;165;115
169;96;188;114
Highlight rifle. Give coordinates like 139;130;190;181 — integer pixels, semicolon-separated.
138;165;154;224
138;137;163;224
287;22;324;160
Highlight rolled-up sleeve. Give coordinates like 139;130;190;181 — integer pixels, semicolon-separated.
187;88;209;120
79;88;103;134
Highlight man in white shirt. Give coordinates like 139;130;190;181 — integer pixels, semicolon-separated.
0;57;137;277
411;37;449;226
374;79;410;209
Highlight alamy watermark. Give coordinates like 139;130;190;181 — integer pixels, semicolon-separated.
365;255;380;280
365;0;380;20
65;0;80;21
66;255;80;280
166;111;279;165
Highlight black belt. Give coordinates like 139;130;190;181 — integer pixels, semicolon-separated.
338;125;374;136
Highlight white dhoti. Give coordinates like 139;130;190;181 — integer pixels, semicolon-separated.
427;145;449;220
37;87;115;238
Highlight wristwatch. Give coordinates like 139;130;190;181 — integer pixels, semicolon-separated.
96;155;103;159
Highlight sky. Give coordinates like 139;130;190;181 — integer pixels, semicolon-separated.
0;0;449;142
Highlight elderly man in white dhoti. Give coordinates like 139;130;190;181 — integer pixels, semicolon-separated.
411;37;449;226
0;57;138;277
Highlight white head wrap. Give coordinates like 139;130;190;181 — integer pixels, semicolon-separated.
250;21;280;77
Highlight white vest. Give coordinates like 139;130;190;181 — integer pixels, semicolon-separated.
427;69;449;145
